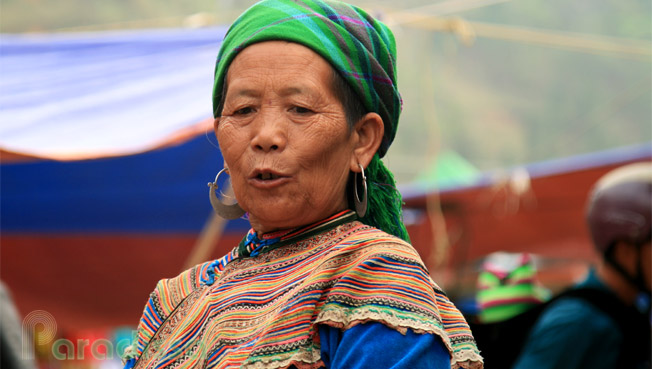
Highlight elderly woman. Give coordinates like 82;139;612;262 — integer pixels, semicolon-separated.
124;1;482;368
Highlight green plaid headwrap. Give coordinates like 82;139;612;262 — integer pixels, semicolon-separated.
212;0;402;158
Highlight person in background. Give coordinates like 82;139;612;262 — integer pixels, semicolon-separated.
122;1;483;368
469;252;550;368
1;281;37;369
476;252;550;324
512;162;652;369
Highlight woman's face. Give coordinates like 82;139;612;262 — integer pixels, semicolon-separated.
216;41;357;234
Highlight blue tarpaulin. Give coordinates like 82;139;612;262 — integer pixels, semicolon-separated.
1;27;250;234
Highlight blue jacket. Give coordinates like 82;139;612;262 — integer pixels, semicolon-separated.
513;270;624;369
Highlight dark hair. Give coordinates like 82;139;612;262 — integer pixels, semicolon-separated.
214;81;227;118
330;69;367;128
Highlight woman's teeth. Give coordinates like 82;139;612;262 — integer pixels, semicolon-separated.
260;173;278;180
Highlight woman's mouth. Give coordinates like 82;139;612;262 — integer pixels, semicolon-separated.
250;170;289;188
258;172;280;180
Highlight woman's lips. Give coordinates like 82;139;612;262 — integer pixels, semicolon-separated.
249;170;290;189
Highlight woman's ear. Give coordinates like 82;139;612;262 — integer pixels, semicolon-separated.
350;112;384;172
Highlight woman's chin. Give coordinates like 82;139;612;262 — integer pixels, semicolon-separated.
243;195;346;233
246;207;304;232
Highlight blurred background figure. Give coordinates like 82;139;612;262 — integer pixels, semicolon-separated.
468;252;550;368
513;162;652;369
1;281;37;369
476;252;550;323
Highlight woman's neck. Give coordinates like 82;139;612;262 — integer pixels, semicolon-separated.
248;207;350;236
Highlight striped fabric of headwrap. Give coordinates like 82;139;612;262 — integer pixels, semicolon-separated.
212;0;401;158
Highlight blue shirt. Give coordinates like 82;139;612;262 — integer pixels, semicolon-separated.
319;322;451;369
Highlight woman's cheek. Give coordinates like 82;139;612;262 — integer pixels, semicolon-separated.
217;125;245;158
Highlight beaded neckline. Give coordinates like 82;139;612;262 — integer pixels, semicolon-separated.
237;210;357;258
201;210;357;286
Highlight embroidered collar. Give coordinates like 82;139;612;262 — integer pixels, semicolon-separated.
201;210;357;286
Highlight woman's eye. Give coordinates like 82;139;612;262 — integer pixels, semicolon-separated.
234;107;254;115
290;106;314;114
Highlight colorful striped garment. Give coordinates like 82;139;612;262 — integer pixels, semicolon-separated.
124;212;482;368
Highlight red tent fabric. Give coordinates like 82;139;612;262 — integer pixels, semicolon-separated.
401;144;651;293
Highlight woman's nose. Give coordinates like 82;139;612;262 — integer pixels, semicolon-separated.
250;111;287;152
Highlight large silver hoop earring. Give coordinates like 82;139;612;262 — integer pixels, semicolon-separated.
354;163;368;218
208;168;246;220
